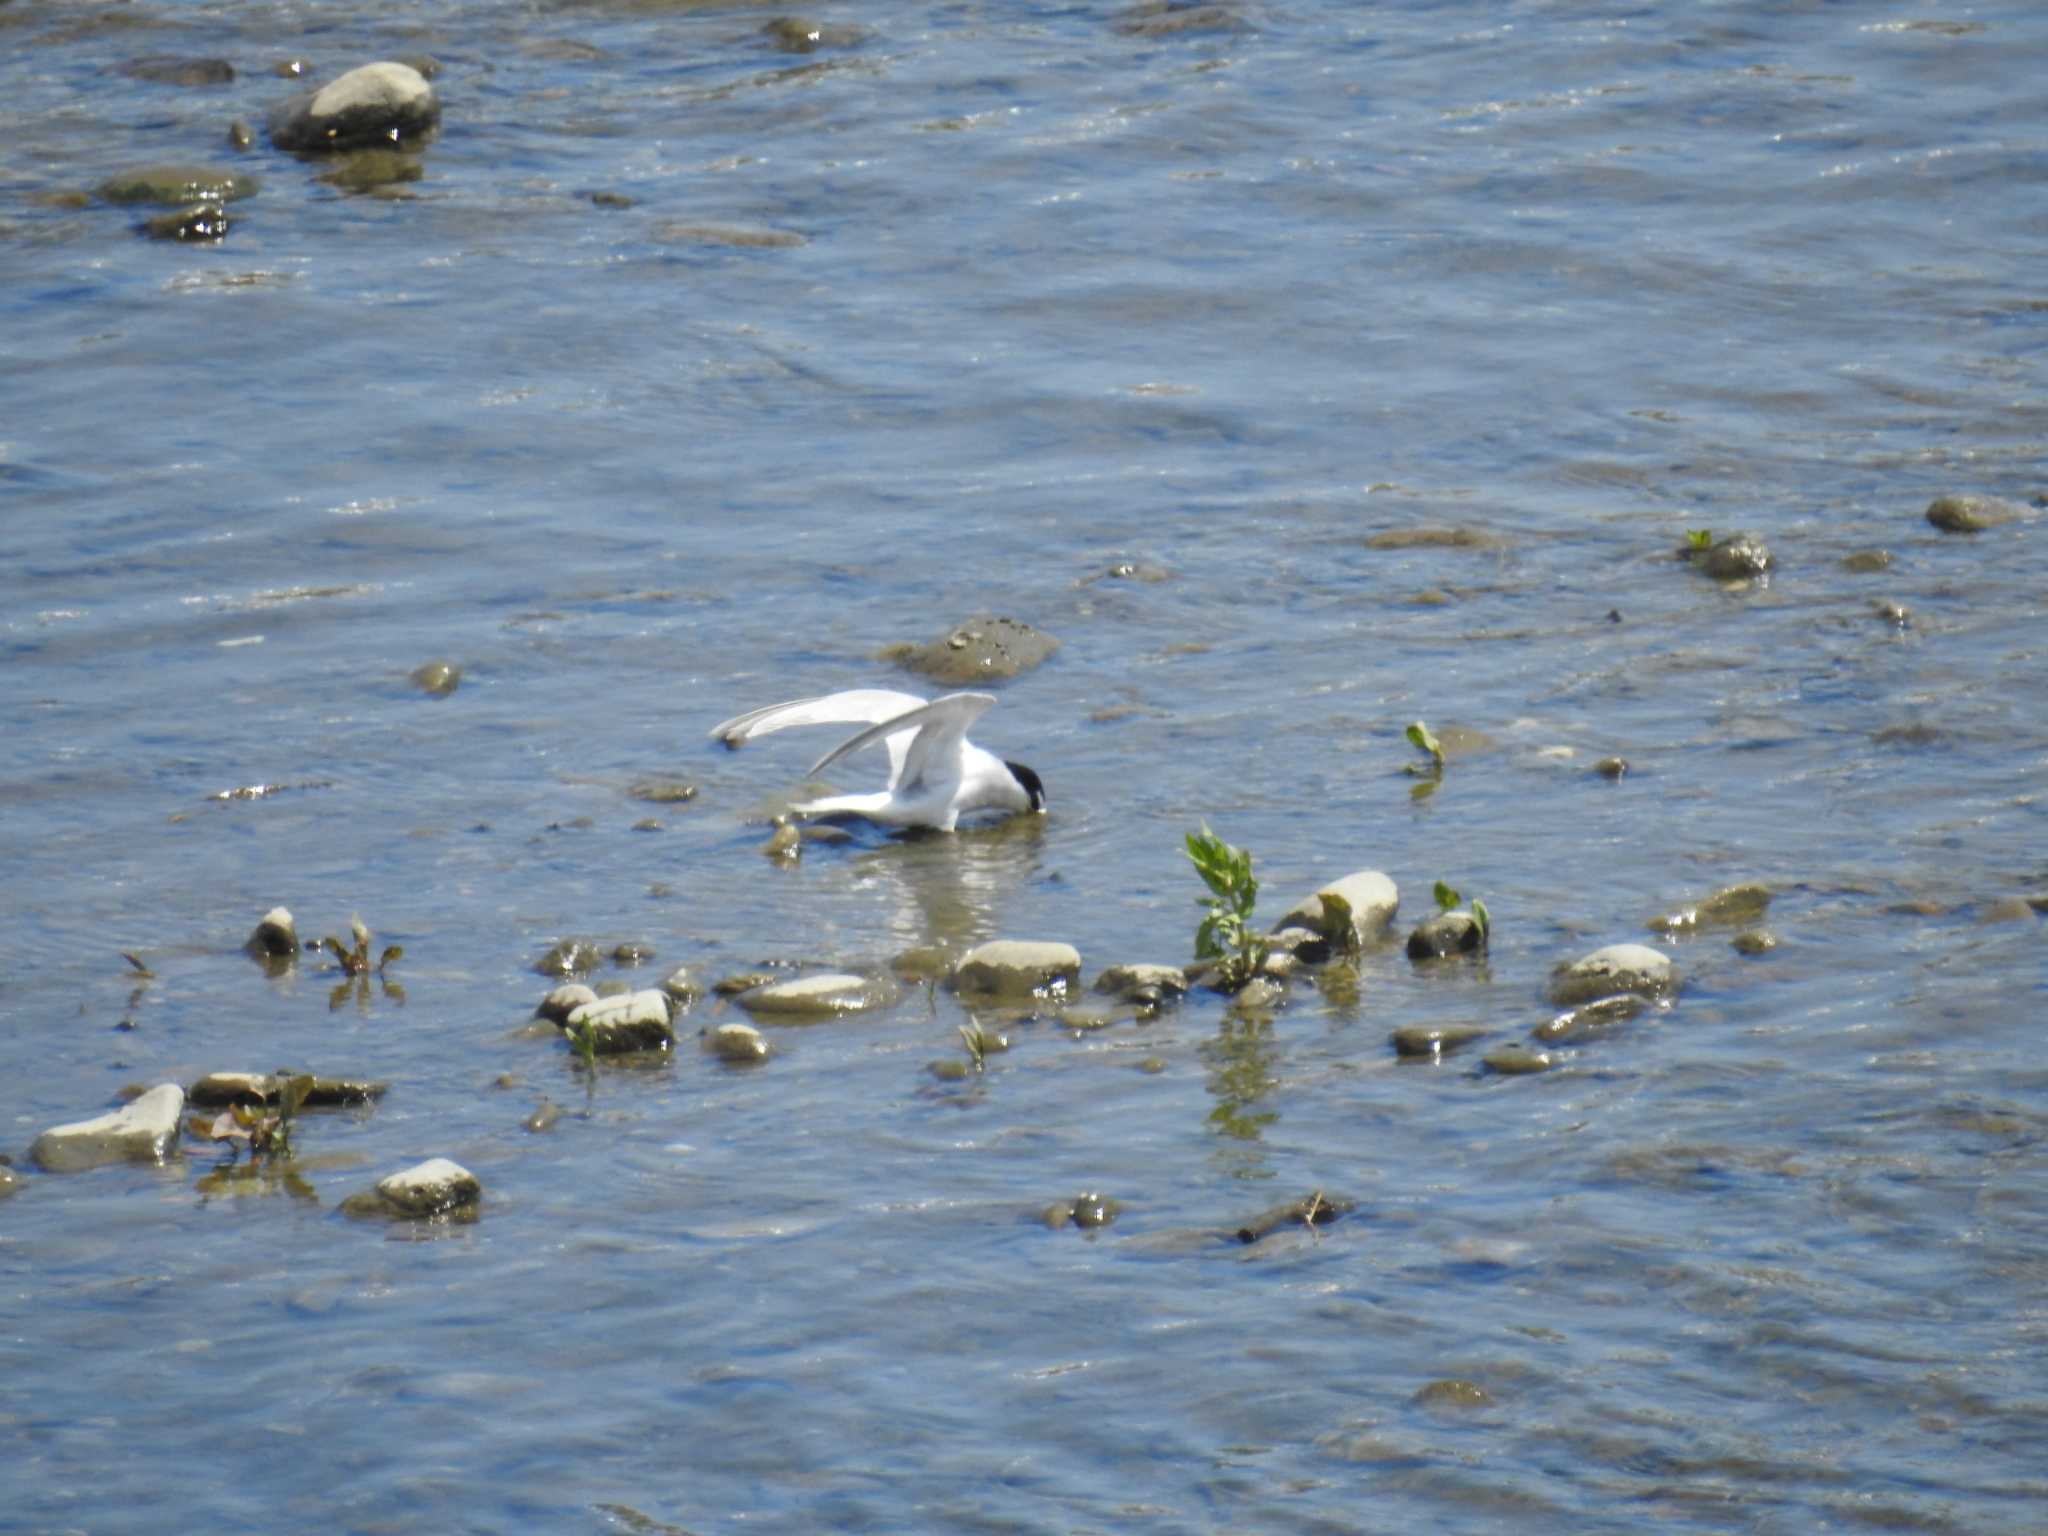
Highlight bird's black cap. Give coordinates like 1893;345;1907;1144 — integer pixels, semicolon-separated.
1004;760;1047;813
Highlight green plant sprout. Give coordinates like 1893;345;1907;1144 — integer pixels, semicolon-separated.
1686;528;1713;551
1406;721;1445;775
1433;879;1490;943
1187;825;1270;991
196;1072;314;1165
958;1020;995;1073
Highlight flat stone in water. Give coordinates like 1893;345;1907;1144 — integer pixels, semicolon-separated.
536;939;604;977
118;56;238;86
32;1084;185;1172
1648;882;1771;934
98;165;260;205
1842;548;1892;572
1414;1379;1493;1409
628;779;698;804
1391;1024;1485;1059
1362;525;1501;550
564;990;676;1054
1533;994;1645;1043
705;1022;770;1063
1092;962;1189;1000
371;1157;480;1218
409;659;460;695
1483;1045;1556;1075
1926;493;2020;533
1732;929;1779;955
735;973;898;1020
1276;870;1399;947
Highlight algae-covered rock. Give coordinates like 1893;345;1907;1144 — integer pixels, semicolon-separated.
882;616;1059;684
269;61;440;153
367;1157;479;1218
1093;962;1188;1003
1699;531;1773;580
32;1084;185;1172
535;939;603;978
536;982;598;1025
951;940;1081;999
246;905;299;959
1391;1024;1484;1059
1482;1045;1556;1075
1648;882;1771;935
1926;494;2020;534
98;165;260;205
1532;994;1644;1044
1547;943;1678;1007
704;1022;770;1063
1406;911;1483;960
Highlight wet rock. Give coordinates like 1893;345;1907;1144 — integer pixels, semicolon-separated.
408;659;460;695
246;906;299;959
1483;1045;1556;1075
1276;870;1399;948
32;1084;184;1172
392;53;441;81
1873;599;1911;627
563;990;676;1054
928;1059;973;1082
1547;943;1678;1007
763;16;867;51
1093;962;1189;1004
98;165;260;205
611;941;655;966
1057;1002;1133;1033
1085;560;1172;584
1362;526;1501;550
269;61;441;153
704;1022;770;1063
1648;882;1771;935
1593;756;1629;780
365;1157;480;1218
1406;910;1483;960
1731;929;1779;955
535;939;603;978
1926;494;2020;534
952;940;1081;999
1414;1379;1493;1409
588;190;633;209
1114;2;1251;36
1265;925;1330;963
1977;896;2035;924
881;615;1060;684
1532;994;1644;1044
187;1072;387;1108
314;147;426;198
536;982;598;1025
658;966;701;1008
1391;1024;1485;1059
762;823;801;861
0;1166;17;1200
735;973;900;1020
1042;1192;1121;1230
118;56;237;86
1227;975;1287;1012
275;58;312;79
1237;1192;1353;1243
628;779;698;805
142;203;229;241
891;945;955;983
1842;548;1892;573
714;969;780;996
653;222;805;249
1697;531;1774;580
523;1100;561;1134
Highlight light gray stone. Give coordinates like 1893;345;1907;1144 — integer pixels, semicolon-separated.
1276;870;1399;946
536;982;598;1026
704;1022;770;1063
374;1157;480;1217
269;61;441;153
1547;943;1678;1007
735;973;899;1020
564;989;675;1053
32;1084;185;1172
1092;962;1188;1000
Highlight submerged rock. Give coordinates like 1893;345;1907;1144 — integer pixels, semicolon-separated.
1842;548;1893;573
0;1166;17;1200
1415;1379;1493;1410
735;973;899;1020
658;966;702;1009
1042;1192;1121;1230
523;1100;562;1134
535;939;603;978
762;16;868;51
1547;943;1678;1007
951;940;1081;999
1276;870;1399;948
409;659;460;696
98;165;260;205
1236;1192;1353;1243
269;61;441;153
704;1022;770;1063
188;1072;387;1108
881;616;1059;684
1406;911;1484;960
118;56;237;86
32;1084;185;1172
1391;1023;1485;1059
142;203;229;241
1648;882;1771;935
1483;1045;1556;1075
1731;928;1779;955
246;905;299;960
563;990;675;1054
1926;494;2020;534
1532;994;1645;1044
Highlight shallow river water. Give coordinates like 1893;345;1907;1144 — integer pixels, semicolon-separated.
4;1;2047;1531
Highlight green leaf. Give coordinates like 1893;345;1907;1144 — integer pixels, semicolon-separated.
1407;720;1444;770
1470;898;1490;941
1686;528;1712;550
1433;879;1460;913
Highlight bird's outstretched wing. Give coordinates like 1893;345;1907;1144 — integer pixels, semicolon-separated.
807;692;996;789
710;690;930;747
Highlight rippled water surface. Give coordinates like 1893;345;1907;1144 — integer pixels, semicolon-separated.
5;0;2047;1530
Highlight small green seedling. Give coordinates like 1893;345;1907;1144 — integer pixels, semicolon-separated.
1433;879;1490;943
1187;824;1270;991
1406;721;1445;775
197;1072;314;1165
322;915;403;977
1320;891;1361;958
958;1021;996;1073
1685;528;1713;551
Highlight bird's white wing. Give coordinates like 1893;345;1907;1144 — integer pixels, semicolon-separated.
710;690;930;747
807;692;995;788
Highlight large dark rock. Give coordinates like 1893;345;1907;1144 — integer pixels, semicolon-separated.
269;61;440;153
